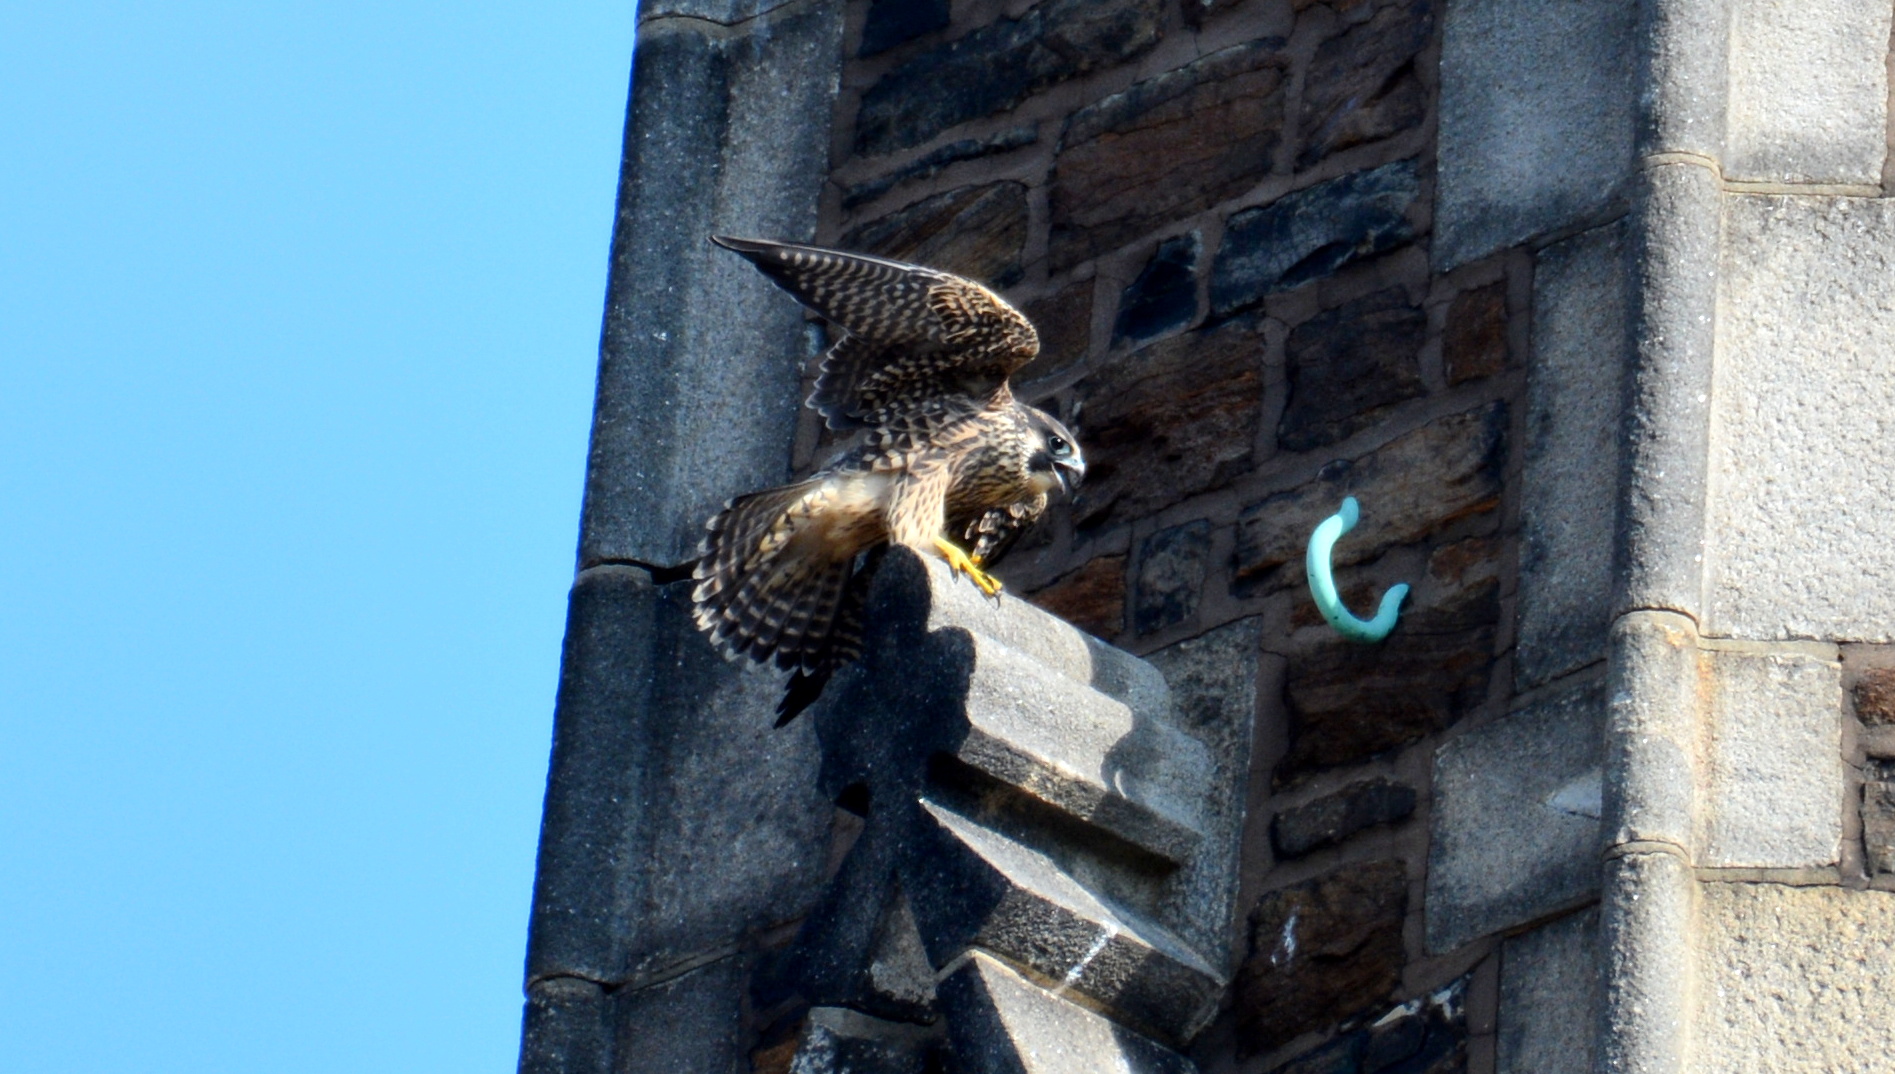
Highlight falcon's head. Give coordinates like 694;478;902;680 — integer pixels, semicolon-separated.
1024;406;1086;497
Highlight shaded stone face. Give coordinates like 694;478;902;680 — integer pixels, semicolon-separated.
1443;280;1507;385
1297;0;1433;168
1279;287;1427;451
1210;160;1419;315
1025;554;1126;638
853;0;1165;158
857;0;948;57
1114;232;1202;346
1014;280;1094;387
1272;777;1419;859
840;181;1029;287
1049;39;1287;270
1134;520;1213;635
1235;861;1408;1056
1072;316;1267;532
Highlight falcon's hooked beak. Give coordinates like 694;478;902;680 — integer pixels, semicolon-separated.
1054;455;1086;497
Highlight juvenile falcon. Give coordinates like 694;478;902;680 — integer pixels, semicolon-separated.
691;235;1085;725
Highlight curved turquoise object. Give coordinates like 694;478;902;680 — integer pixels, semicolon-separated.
1305;496;1408;643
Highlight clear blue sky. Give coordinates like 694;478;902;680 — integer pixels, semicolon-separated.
1;4;634;1071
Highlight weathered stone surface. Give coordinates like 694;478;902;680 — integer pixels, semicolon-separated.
1115;233;1201;345
1145;616;1264;962
1016;281;1095;388
1497;908;1599;1074
841;127;1036;210
582;5;844;566
1236;402;1507;587
939;951;1198;1073
640;0;801;23
842;181;1029;287
1433;0;1635;269
1857;668;1895;725
855;0;1165;157
1050;40;1286;269
1073;316;1266;531
1028;555;1126;638
1273;778;1417;859
1700;648;1842;869
1708;196;1895;642
1211;161;1418;314
614;956;750;1074
857;0;949;57
1516;223;1626;689
1697;884;1895;1073
1863;781;1895;876
1235;861;1407;1055
519;977;612;1074
1283;984;1470;1074
526;569;832;985
1279;287;1426;451
1134;521;1212;635
786;1007;942;1074
1427;683;1603;953
1297;0;1432;168
1442;281;1506;385
1725;0;1892;185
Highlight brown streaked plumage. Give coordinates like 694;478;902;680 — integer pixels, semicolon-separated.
691;236;1086;725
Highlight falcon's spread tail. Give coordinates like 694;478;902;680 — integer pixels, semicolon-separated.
692;480;858;704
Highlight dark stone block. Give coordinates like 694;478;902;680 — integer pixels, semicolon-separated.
1072;316;1266;531
1864;781;1895;876
1210;161;1419;316
1028;555;1127;638
1272;778;1418;858
841;126;1037;210
1442;281;1508;385
855;0;1165;157
519;978;613;1074
782;1008;944;1073
1297;0;1433;168
1050;39;1286;269
841;181;1029;287
1279;287;1427;451
1855;667;1895;726
612;956;751;1074
1277;1033;1362;1074
858;0;949;57
1134;521;1213;634
939;951;1198;1073
1116;233;1202;345
1236;861;1408;1055
1262;981;1468;1073
1234;402;1507;590
1016;279;1095;387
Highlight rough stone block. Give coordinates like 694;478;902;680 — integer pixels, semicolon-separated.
1114;233;1201;346
1016;280;1095;388
1855;667;1895;725
1516;223;1626;689
1443;281;1507;385
939;951;1198;1073
1708;196;1895;641
1050;39;1286;269
1235;861;1407;1055
1725;0;1892;185
1433;0;1636;269
1697;883;1895;1073
1427;683;1603;953
1272;778;1418;859
1279;287;1426;451
1496;908;1600;1074
581;4;843;566
1863;780;1895;876
1210;160;1418;314
613;955;752;1074
1027;556;1127;639
1072;316;1266;532
841;127;1037;211
857;0;949;57
785;1007;942;1074
854;0;1165;157
1235;401;1507;588
1134;521;1212;635
1700;648;1842;869
1259;983;1467;1072
1144;617;1264;961
519;977;612;1074
1297;0;1433;168
841;181;1029;288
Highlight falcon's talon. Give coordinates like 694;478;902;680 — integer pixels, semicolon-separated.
934;537;1004;598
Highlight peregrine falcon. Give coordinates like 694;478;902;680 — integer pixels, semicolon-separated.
690;236;1086;725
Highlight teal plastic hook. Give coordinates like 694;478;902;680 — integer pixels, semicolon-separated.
1305;497;1408;643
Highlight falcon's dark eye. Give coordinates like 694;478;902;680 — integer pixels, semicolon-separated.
1047;435;1070;456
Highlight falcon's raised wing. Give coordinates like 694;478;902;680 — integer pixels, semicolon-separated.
711;236;1040;428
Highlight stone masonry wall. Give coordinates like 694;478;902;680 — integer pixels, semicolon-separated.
806;1;1530;1071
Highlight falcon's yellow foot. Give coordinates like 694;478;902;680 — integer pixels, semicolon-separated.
933;537;1004;598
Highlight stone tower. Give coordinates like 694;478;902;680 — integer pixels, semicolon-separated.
520;1;1895;1071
